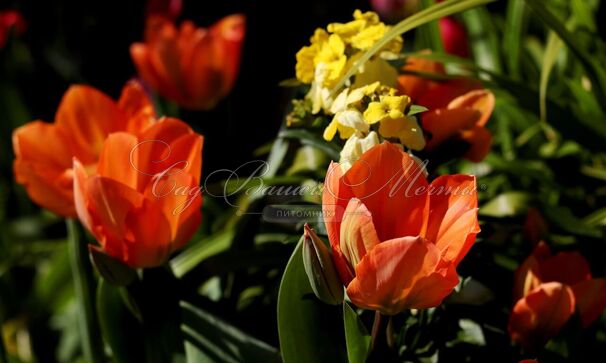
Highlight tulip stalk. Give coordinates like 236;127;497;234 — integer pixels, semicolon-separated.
0;319;7;363
67;219;105;363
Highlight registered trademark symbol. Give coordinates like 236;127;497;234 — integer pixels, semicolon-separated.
479;184;488;191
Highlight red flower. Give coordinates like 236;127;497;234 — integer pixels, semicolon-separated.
12;82;155;217
398;53;494;162
0;10;26;48
323;142;479;314
74;118;203;268
439;17;469;58
131;14;245;110
509;242;606;349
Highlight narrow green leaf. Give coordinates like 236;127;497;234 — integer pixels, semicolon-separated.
343;303;371;363
181;301;281;363
66;219;104;363
96;279;146;363
523;0;606;106
418;0;445;53
170;230;234;278
539;31;563;124
277;241;347;363
279;129;341;161
504;0;527;79
461;7;503;73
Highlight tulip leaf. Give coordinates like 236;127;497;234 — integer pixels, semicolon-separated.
479;192;531;217
504;0;527;79
180;301;281;363
279;129;341;161
96;279;146;363
277;241;347;363
89;246;136;286
170;230;235;279
343;303;371;363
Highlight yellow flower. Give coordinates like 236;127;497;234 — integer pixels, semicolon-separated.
323;109;368;141
352;57;398;89
363;95;411;124
350;23;388;50
295;29;329;84
327;10;379;43
378;116;426;150
339;131;380;172
315;34;347;87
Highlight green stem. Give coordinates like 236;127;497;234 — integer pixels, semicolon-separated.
369;311;382;352
67;219;104;363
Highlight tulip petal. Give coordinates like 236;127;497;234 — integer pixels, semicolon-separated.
97;133;140;190
122;198;173;268
346;236;459;315
397;53;444;100
448;89;495;127
210;14;246;95
12;121;75;216
339;198;380;267
344;142;429;241
86;176;145;258
416;78;480;110
73;158;93;231
118;81;156;133
55;85;125;164
426;174;479;265
460;126;492;162
509;282;575;350
323;161;356;284
571;278;606;327
143;171;202;251
537;251;592;286
422;108;480;150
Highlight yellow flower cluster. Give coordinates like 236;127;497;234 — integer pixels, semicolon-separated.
323;82;425;151
295;10;402;88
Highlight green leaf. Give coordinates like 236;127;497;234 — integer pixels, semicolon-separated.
417;0;445;53
408;104;429;116
277;241;347;363
461;7;503;73
171;230;235;278
66;219;105;363
504;0;527;79
89;246;136;286
523;0;606;106
539;31;564;124
331;0;497;93
181;301;281;363
479;192;531;217
96;279;146;363
343;303;371;363
278;129;341;161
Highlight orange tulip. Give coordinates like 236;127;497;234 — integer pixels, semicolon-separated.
509;242;606;349
322;142;479;315
398;54;494;162
12;82;156;217
74;118;203;268
130;14;245;110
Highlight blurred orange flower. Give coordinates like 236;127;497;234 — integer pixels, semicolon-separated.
509;242;606;350
322;142;479;314
12;82;156;217
0;10;26;48
130;14;245;110
398;53;494;162
74;118;203;268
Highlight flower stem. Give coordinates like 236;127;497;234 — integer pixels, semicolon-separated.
67;219;104;363
370;311;382;351
0;318;7;363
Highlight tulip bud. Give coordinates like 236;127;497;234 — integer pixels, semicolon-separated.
302;224;344;305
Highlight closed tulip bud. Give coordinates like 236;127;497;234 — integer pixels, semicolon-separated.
439;17;469;58
302;224;344;305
